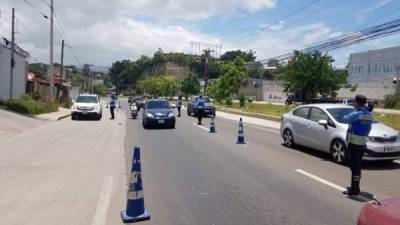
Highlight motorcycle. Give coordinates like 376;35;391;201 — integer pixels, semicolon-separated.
130;104;138;119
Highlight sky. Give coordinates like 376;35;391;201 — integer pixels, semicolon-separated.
0;0;400;69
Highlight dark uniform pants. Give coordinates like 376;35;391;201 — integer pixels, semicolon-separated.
177;107;181;117
197;109;204;124
348;143;366;191
110;106;115;119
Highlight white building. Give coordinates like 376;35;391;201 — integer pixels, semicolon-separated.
338;46;400;100
0;39;29;100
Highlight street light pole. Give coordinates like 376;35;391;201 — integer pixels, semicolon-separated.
48;0;54;98
9;8;15;100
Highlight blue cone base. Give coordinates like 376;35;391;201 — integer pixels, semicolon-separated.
121;209;150;223
209;129;217;133
236;141;246;144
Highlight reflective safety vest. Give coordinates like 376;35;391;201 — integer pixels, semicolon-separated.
344;107;373;145
195;98;205;109
176;100;182;108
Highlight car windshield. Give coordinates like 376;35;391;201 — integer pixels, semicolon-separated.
76;96;98;103
194;97;211;103
146;101;170;109
326;108;355;123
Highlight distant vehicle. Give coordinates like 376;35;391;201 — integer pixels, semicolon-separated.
135;96;146;110
128;96;134;104
280;104;400;164
130;103;138;119
71;94;102;120
142;99;175;129
358;198;400;225
187;96;216;117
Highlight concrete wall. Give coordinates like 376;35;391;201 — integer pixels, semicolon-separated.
262;80;287;103
0;45;27;100
160;62;190;81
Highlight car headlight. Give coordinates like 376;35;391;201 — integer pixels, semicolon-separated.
71;104;77;111
146;113;154;118
168;112;175;117
94;105;100;111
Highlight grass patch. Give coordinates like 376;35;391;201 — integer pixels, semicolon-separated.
374;113;400;131
216;102;297;117
4;96;59;115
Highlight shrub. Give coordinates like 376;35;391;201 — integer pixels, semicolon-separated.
225;97;232;106
239;93;245;107
32;91;41;100
6;96;58;115
384;94;400;109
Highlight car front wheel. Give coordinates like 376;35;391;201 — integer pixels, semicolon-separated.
283;129;295;147
330;139;348;164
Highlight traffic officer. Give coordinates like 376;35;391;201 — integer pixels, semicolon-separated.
176;95;183;117
343;94;373;196
194;95;205;125
108;95;118;120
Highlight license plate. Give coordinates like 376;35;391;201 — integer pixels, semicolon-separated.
205;110;209;112
158;120;165;124
384;146;396;152
82;111;88;115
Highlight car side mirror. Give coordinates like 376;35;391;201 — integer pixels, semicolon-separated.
318;119;328;126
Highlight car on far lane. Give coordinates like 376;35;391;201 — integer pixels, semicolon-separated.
71;94;102;120
280;104;400;164
187;96;216;117
142;99;175;129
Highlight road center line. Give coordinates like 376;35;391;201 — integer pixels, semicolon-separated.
192;123;210;132
91;176;114;225
295;169;346;192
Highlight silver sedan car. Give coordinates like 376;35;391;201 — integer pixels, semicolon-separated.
280;104;400;164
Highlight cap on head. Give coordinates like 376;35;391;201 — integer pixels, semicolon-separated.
354;94;367;105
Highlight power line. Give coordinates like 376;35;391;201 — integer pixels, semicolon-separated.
240;0;320;40
65;44;108;59
15;17;42;39
23;0;49;19
37;0;50;7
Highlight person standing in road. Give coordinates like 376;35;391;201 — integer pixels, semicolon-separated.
176;96;182;117
108;95;118;120
342;95;373;196
194;95;205;125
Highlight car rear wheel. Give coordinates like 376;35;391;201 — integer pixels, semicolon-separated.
283;129;295;147
331;139;348;164
142;120;148;129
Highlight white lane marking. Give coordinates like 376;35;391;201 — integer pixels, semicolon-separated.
295;169;346;192
192;123;210;132
91;176;114;225
246;124;280;134
197;192;210;196
395;160;400;164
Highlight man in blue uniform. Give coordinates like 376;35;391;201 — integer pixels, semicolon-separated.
176;96;182;117
342;95;373;196
194;95;205;125
108;95;118;120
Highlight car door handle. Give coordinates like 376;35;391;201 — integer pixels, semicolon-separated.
306;123;312;128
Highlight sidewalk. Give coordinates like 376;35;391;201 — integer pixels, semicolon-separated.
217;111;281;129
35;107;71;121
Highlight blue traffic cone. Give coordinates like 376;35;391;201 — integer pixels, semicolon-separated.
209;115;217;133
236;118;246;144
121;146;150;223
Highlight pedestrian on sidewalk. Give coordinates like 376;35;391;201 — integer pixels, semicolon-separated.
108;95;118;120
342;94;373;196
194;95;205;125
176;95;182;117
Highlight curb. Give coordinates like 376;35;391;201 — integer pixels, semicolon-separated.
216;107;282;122
57;113;71;120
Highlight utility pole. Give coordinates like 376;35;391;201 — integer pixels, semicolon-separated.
396;62;400;95
9;8;15;100
91;71;93;94
48;0;54;98
203;49;214;93
56;39;64;101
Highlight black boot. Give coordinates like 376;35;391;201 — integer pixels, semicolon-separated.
343;176;360;195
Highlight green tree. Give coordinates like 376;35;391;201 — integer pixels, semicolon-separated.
93;84;107;96
220;50;256;62
162;76;178;98
180;73;200;99
28;63;48;79
279;51;344;100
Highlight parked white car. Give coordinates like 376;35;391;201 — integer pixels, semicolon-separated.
280;104;400;164
71;94;102;120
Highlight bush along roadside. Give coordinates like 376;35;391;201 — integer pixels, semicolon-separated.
3;96;59;115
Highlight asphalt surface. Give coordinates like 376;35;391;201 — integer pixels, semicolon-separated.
1;101;399;225
123;101;400;225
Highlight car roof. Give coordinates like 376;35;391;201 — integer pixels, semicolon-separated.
147;98;168;102
297;103;354;109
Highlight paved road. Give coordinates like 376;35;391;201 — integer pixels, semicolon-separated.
123;101;400;225
0;103;127;225
1;101;399;225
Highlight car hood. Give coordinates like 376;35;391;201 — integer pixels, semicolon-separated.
146;108;172;116
74;103;99;108
205;102;214;107
369;122;398;137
